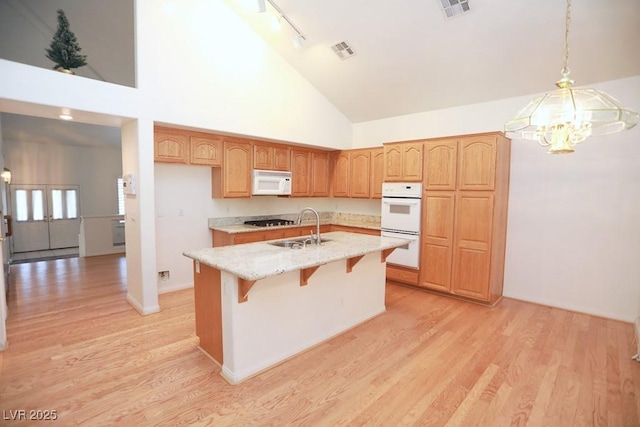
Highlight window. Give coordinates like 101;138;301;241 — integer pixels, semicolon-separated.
51;188;78;220
15;190;28;221
117;178;125;215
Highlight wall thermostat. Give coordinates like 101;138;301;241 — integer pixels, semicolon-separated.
123;173;137;195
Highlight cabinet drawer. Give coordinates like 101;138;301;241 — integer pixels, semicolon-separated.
386;265;419;285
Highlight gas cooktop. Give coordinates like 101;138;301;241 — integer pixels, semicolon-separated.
244;219;295;227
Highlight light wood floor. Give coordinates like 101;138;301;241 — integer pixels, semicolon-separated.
1;254;639;426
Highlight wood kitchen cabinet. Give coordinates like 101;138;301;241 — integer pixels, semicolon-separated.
370;148;384;199
458;136;497;191
291;149;330;197
420;192;455;293
332;151;350;198
311;151;330;197
211;139;252;198
190;135;222;166
291;149;311;197
418;132;510;305
212;225;329;247
424;139;457;190
254;143;291;171
154;127;189;164
383;142;423;182
350;150;371;198
155;127;221;166
332;147;383;199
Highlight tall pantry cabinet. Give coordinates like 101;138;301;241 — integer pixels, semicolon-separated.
420;133;510;305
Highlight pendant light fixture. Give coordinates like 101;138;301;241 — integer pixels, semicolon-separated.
504;0;639;154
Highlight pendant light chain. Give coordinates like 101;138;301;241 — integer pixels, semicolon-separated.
561;0;571;77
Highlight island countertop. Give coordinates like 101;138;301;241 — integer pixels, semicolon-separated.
183;231;409;282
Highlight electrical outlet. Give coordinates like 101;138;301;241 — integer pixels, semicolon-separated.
158;271;170;281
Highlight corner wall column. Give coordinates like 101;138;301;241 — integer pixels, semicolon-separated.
121;118;159;314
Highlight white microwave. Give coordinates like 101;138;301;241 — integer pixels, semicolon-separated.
252;169;292;196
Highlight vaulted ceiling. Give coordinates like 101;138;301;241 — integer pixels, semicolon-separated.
225;0;640;123
0;0;639;147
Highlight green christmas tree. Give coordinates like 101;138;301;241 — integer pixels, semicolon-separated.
45;9;87;70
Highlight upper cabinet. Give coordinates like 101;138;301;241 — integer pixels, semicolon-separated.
291;149;311;197
350;150;371;198
190;135;222;166
332;147;383;199
154;128;189;164
457;136;497;191
291;149;331;197
424;140;457;191
155;127;221;166
211;139;252;198
311;151;330;197
370;148;384;199
384;142;423;182
332;151;350;198
254;143;291;171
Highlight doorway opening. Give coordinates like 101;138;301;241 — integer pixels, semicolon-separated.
9;184;81;263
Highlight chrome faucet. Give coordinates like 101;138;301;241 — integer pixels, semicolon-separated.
296;207;321;246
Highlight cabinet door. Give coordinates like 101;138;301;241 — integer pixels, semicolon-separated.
458;136;497;191
154;129;189;163
291;149;311;197
190;135;222;166
451;192;494;301
332;152;350;197
233;232;265;244
420;192;455;292
370;148;384;199
253;144;273;170
402;143;423;181
311;152;330;197
383;145;402;181
350;150;370;198
424;140;457;190
274;146;291;171
221;140;252;198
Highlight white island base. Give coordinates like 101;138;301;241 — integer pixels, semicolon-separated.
194;252;386;384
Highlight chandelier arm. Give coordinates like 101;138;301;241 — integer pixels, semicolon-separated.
562;0;571;76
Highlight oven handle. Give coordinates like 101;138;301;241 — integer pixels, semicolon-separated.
382;200;420;206
381;231;420;241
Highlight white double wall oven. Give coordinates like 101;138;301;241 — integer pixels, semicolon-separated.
381;183;422;269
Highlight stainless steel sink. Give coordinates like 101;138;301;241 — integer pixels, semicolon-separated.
268;237;332;249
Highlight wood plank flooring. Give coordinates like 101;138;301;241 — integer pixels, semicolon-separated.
1;254;639;426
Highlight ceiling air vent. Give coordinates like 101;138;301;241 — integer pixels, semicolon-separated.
331;41;356;60
439;0;470;19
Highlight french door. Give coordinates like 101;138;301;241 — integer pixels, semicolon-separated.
10;184;81;253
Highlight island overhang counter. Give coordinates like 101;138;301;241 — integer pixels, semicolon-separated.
183;231;409;384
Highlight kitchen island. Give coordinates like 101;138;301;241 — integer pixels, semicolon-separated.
183;231;408;384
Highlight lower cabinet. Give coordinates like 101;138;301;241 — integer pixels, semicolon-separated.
386;265;419;285
419;192;455;293
212;225;330;247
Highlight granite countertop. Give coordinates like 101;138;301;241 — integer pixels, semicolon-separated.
183;231;408;281
209;212;381;234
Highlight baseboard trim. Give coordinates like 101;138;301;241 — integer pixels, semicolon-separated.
502;292;634;323
126;293;160;315
158;281;193;294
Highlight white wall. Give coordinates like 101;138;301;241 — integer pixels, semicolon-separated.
0;0;357;314
3;140;122;216
354;75;640;322
137;0;352;149
154;163;380;293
